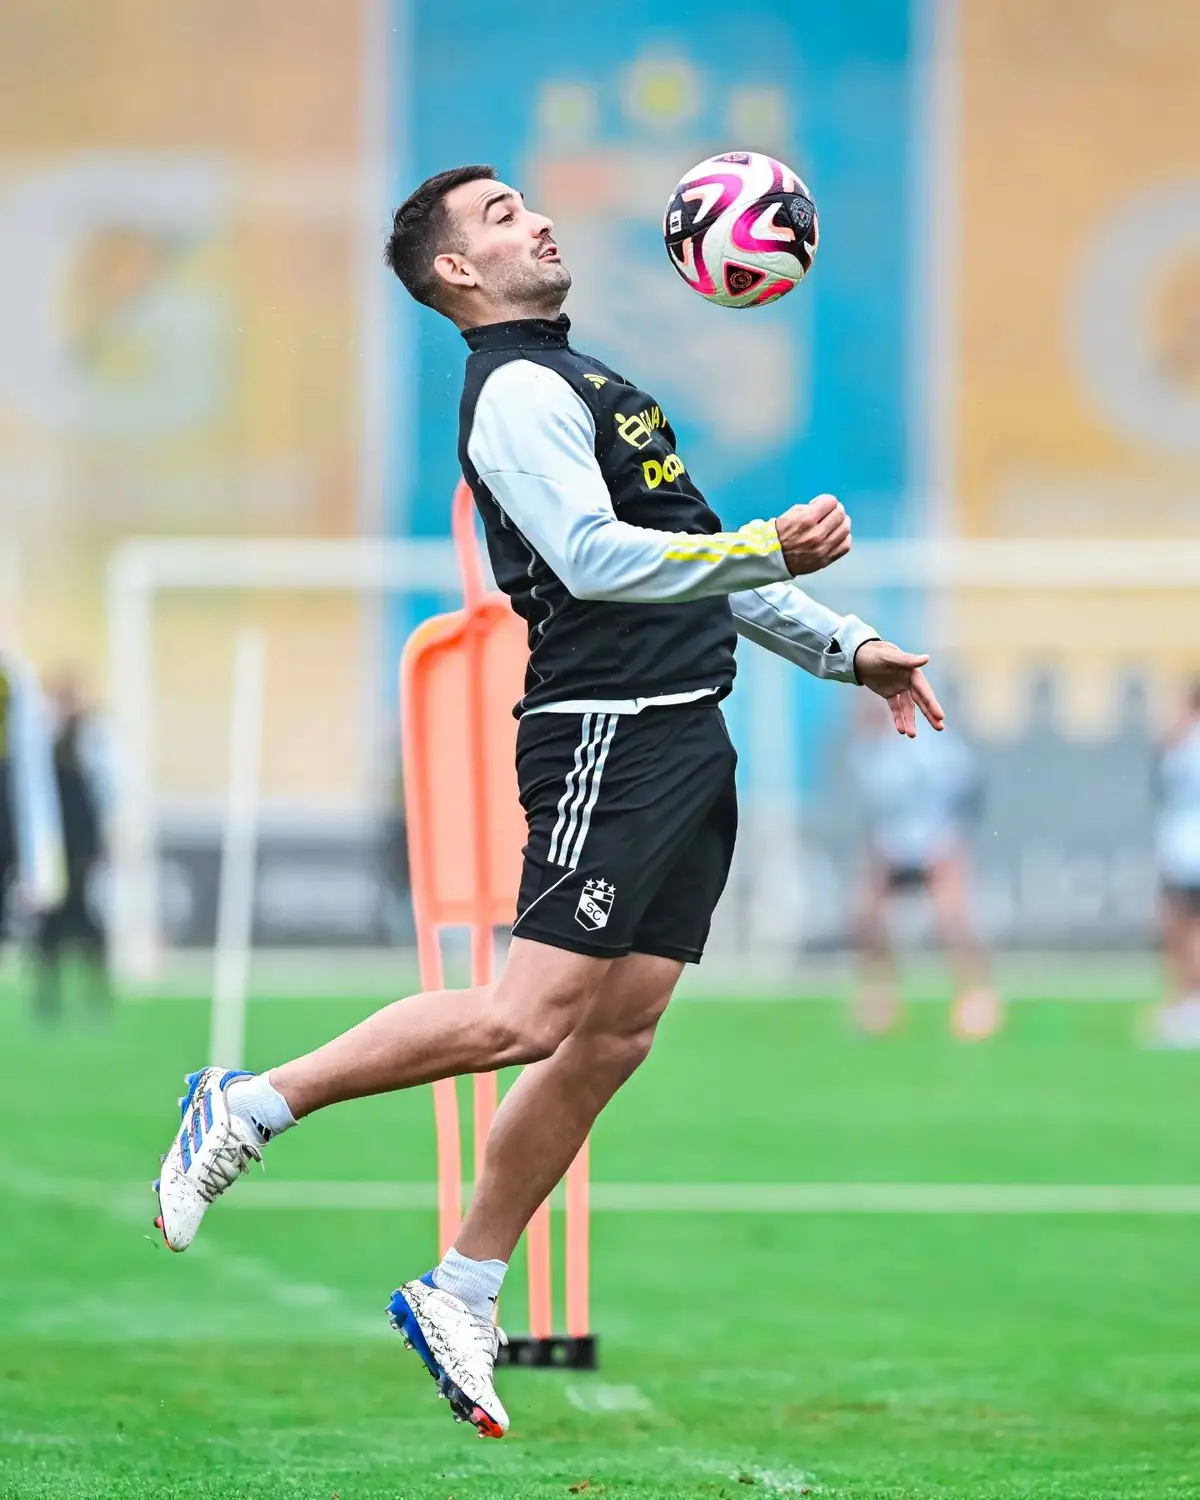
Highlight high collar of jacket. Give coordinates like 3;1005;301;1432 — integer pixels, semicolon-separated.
461;315;571;352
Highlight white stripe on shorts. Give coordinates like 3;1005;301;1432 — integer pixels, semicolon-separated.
556;715;607;868
547;713;616;870
565;712;619;869
547;713;594;866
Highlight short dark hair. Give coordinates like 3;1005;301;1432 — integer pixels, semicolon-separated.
384;164;497;311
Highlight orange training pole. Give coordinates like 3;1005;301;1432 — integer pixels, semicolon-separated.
564;1142;590;1338
525;1198;553;1339
470;926;498;1183
403;609;463;1255
456;481;500;1187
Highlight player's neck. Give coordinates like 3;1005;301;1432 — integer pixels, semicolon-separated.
456;294;568;332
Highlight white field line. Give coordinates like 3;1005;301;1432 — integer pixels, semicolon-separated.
81;1178;1200;1215
13;1170;1200;1216
0;1160;385;1338
121;948;1161;1004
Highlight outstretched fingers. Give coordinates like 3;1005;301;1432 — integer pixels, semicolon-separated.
888;690;917;738
910;669;944;730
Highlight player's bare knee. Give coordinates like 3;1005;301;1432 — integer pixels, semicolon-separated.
489;983;593;1064
513;1004;579;1063
604;1024;657;1080
572;1020;658;1086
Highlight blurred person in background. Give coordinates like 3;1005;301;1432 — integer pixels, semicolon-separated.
0;667;13;946
32;671;110;1023
1152;680;1200;1048
850;693;998;1040
0;647;66;1007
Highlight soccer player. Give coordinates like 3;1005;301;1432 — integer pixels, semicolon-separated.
0;647;65;984
32;673;110;1023
1152;681;1200;1047
849;694;998;1039
153;165;943;1438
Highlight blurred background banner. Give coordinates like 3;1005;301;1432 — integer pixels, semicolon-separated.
957;0;1200;544
399;0;919;536
950;0;1200;711
394;0;923;621
0;0;376;809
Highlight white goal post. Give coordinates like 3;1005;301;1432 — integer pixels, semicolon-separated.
104;534;1200;986
209;628;267;1068
106;537;462;984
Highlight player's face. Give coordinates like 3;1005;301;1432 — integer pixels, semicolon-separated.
439;178;571;311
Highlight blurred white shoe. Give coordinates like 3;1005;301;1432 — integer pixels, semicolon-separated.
1150;996;1200;1050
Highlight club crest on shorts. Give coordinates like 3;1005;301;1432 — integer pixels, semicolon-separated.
575;878;615;931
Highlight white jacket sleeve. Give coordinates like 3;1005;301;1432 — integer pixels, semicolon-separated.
729;581;879;684
466;359;791;604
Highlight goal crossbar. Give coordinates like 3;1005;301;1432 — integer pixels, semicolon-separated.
106;536;461;983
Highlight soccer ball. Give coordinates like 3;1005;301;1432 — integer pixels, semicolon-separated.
663;151;818;308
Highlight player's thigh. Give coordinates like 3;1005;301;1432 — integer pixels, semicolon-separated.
497;935;613;1014
1161;889;1190;970
858;857;890;927
579;951;684;1039
547;952;684;1093
630;761;738;965
1183;908;1200;977
927;849;970;927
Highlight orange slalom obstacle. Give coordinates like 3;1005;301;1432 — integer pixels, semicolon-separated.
400;479;596;1370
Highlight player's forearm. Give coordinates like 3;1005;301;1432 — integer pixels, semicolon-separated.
729;581;878;682
565;511;790;603
480;466;789;603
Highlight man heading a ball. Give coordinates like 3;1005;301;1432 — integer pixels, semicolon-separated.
152;164;942;1439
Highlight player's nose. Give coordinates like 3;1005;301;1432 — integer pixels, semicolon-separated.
530;210;554;238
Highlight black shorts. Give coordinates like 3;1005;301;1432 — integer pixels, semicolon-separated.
511;704;738;963
886;864;930;892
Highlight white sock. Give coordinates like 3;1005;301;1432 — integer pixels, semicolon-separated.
225;1072;297;1145
432;1247;508;1318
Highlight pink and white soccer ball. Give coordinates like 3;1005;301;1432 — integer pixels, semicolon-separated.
663;151;818;308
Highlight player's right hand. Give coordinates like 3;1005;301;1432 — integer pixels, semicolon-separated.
774;494;851;576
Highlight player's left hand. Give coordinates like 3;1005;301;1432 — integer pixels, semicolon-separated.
853;640;944;738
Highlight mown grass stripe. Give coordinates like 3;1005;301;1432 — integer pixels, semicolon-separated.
22;1179;1200;1215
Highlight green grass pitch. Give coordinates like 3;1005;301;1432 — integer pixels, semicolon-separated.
3;983;1200;1498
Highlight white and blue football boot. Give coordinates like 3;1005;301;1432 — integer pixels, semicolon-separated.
153;1068;262;1252
388;1274;510;1438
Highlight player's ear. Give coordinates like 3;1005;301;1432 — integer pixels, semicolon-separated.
433;252;477;293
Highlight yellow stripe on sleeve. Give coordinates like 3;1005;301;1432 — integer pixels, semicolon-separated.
662;519;781;565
